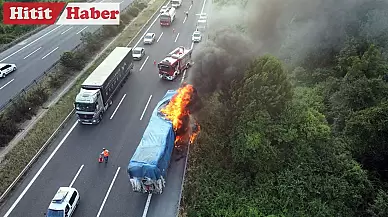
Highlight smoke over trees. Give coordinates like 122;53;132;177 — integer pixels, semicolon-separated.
180;0;388;216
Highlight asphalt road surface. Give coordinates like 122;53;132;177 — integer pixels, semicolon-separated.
0;0;135;109
0;0;211;216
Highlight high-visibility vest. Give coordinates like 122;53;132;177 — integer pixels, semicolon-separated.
103;150;109;157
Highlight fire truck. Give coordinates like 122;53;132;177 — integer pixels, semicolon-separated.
160;6;176;26
158;46;192;81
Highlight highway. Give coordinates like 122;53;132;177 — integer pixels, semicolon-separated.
0;0;210;216
0;0;135;109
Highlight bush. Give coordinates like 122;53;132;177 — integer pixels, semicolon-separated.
60;51;87;71
80;32;101;52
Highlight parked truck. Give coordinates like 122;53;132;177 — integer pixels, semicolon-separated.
74;47;133;124
158;46;192;81
127;90;177;194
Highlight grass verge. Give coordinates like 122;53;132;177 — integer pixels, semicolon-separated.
0;0;166;197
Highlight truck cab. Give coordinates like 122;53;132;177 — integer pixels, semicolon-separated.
74;88;105;124
45;187;80;217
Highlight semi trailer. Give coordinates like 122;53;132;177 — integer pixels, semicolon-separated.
74;47;133;124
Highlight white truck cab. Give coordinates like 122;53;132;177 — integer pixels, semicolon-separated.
45;187;80;217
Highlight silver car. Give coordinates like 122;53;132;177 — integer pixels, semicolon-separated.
0;63;17;78
143;33;156;44
132;47;145;60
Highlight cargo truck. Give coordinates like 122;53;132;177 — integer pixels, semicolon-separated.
127;90;177;194
74;47;133;124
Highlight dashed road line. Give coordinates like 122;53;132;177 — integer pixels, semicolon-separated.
23;47;42;59
41;47;59;59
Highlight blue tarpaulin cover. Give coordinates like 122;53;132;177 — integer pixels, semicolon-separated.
127;90;177;180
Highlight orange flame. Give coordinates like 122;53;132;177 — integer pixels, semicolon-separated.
160;84;200;146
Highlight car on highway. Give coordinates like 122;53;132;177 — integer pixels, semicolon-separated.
132;47;146;60
192;31;202;43
45;187;80;217
160;5;169;14
143;33;156;44
0;63;17;78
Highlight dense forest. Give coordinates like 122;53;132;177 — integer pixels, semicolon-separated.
182;0;388;216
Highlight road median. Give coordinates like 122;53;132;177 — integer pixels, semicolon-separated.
0;0;166;202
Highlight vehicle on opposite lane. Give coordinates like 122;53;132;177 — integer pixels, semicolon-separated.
0;63;17;78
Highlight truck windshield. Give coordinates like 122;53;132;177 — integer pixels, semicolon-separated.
160;15;170;21
158;64;171;72
46;209;64;217
171;0;179;4
75;102;96;112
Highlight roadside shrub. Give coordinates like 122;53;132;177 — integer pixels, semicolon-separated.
128;6;141;17
102;25;122;38
80;32;101;52
0;114;19;147
60;51;86;71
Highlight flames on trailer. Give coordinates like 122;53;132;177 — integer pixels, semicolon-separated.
160;83;201;147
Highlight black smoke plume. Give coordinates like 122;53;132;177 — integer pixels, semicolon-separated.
188;0;388;95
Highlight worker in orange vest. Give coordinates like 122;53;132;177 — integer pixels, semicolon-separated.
101;148;110;163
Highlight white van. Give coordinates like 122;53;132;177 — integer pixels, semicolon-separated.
45;187;80;217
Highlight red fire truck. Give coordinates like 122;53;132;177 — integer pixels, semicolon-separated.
158;46;193;81
160;7;176;26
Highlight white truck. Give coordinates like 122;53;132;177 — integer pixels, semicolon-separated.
74;47;133;124
171;0;182;8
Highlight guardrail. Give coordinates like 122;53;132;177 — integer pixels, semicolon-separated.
0;1;134;113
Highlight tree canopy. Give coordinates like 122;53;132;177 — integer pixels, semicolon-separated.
181;0;388;216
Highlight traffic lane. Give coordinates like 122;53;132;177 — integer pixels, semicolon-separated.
3;141;86;217
146;149;187;217
97;81;177;217
0;69;151;216
0;116;79;215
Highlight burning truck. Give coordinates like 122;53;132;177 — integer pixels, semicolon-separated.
127;84;200;194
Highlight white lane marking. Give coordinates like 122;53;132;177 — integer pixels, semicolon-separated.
23;47;42;59
139;56;149;71
201;0;207;13
96;167;121;217
183;16;187;24
189;4;192;10
181;70;186;84
0;79;15;90
110;94;126;119
0;25;62;62
69;165;84;188
76;26;88;35
140;95;152;120
141;194;153;217
61;27;73;35
157;32;163;42
3;121;78;217
174;33;180;42
120;0;124;3
190;41;194;49
41;47;59;59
